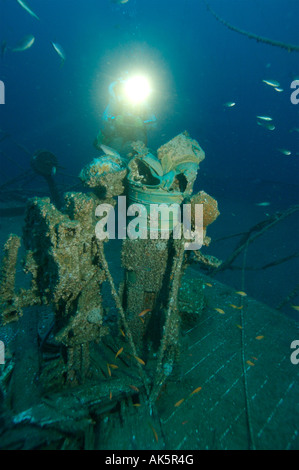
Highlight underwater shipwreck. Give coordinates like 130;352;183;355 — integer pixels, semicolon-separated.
0;132;298;450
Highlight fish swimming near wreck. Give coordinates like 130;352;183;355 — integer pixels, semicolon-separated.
51;42;66;66
16;0;40;21
12;35;35;52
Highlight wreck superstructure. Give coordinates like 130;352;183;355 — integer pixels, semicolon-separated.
0;132;222;448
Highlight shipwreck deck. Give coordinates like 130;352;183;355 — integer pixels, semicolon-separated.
1;269;298;450
96;269;299;450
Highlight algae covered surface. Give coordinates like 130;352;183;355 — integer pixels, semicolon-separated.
0;0;298;451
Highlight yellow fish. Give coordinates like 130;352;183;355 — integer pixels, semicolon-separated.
139;308;151;317
214;308;225;314
292;306;299;311
107;363;111;377
189;387;202;396
230;304;243;309
256;335;264;340
109;363;118;369
236;324;243;329
205;283;213;287
120;328;126;337
149;423;158;443
115;347;123;359
235;291;247;297
129;384;139;392
174;398;185;407
134;355;145;366
246;360;255;366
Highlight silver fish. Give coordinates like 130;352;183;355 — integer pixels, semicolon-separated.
256;115;272;121
262;79;280;88
257;121;275;131
224;102;236;108
100;144;120;157
256;202;270;207
12;35;35;52
277;148;291;156
51;42;66;65
17;0;40;21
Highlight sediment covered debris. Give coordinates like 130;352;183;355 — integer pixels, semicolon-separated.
0;132;221;448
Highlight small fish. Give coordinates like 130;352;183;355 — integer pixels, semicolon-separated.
256;115;273;121
134;355;145;366
149;423;158;443
182;420;188;425
277;148;291;156
292;306;299;311
230;304;244;309
100;144;120;157
17;0;40;20
12;34;35;52
256;202;270;207
256;335;264;340
205;282;213;287
108;363;118;369
246;360;255;366
129;385;139;392
51;42;66;65
139;308;151;317
214;308;225;314
257;121;275;131
139;317;145;324
120;328;125;337
236;324;243;329
133;403;141;407
262;79;280;88
224;102;236;108
235;291;247;296
274;87;283;92
189;387;202;396
109;390;112;400
252;357;258;361
289;127;299;133
107;363;111;377
115;347;123;359
174;398;185;407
